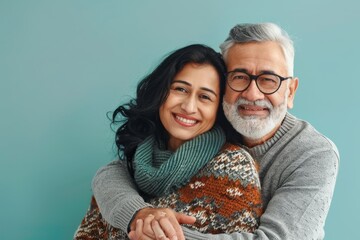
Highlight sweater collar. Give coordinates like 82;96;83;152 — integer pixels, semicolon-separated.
240;112;296;158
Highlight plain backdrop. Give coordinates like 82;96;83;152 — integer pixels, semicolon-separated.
1;0;359;239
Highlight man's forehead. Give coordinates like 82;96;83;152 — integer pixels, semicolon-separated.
225;42;288;74
227;41;283;56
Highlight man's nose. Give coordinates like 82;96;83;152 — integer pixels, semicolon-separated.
241;80;265;101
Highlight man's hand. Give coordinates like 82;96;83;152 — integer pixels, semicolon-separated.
128;207;196;240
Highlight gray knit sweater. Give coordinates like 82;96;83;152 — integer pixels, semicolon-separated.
92;113;339;240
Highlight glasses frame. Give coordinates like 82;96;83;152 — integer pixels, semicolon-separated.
226;70;293;95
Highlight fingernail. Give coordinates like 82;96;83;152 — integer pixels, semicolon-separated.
171;236;178;240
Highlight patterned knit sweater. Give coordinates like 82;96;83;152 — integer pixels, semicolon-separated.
88;113;339;239
74;143;262;239
148;143;262;233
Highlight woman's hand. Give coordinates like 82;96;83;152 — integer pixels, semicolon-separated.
128;208;196;240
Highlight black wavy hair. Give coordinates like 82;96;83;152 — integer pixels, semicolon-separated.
112;44;227;175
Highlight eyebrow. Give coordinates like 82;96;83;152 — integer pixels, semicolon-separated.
172;80;218;97
230;68;277;75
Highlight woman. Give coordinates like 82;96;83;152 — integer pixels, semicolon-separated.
74;44;262;240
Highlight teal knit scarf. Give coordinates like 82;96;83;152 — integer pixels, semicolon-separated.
133;126;226;197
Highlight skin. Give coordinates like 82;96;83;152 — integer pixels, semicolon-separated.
129;63;221;240
129;41;299;240
128;208;196;240
159;63;220;151
224;41;298;147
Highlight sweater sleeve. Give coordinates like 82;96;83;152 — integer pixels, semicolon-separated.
181;143;339;240
91;160;153;232
92;143;339;239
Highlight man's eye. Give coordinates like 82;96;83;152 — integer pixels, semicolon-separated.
263;78;276;83
233;75;247;80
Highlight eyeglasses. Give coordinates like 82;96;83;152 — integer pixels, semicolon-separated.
226;70;292;95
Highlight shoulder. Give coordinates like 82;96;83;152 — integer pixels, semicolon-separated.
279;115;339;174
287;115;339;158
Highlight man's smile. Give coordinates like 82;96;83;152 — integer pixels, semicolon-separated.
238;104;269;117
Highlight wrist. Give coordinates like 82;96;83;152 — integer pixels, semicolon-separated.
127;207;153;232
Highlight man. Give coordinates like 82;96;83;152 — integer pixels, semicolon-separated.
92;23;339;239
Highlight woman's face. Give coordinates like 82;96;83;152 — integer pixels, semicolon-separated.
159;63;220;151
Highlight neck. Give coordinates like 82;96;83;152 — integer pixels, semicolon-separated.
167;139;184;151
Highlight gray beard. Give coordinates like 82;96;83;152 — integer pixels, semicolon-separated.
222;97;288;140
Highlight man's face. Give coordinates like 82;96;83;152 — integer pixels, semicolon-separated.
223;41;298;145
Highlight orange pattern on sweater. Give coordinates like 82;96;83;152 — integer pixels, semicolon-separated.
149;143;263;234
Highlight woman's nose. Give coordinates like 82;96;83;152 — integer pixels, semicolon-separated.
180;96;197;114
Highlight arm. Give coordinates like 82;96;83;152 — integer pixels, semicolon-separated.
94;148;339;240
180;147;339;240
92;160;153;232
92;160;195;239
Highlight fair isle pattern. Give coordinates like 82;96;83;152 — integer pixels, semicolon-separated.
149;143;262;234
74;143;262;238
74;196;128;240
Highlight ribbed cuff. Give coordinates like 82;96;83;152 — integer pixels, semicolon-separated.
112;196;153;232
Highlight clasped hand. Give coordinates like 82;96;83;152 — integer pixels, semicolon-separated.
128;207;196;240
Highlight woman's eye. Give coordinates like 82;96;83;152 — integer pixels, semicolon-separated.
200;94;212;101
173;87;187;93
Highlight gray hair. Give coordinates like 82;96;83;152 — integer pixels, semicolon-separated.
219;23;294;75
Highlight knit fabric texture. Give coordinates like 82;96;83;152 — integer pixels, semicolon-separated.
74;196;128;240
148;143;262;234
74;143;262;239
90;113;339;239
133;125;226;197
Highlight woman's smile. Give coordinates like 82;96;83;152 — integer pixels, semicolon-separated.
173;113;198;127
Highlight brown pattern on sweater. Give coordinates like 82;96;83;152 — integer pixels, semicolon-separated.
149;143;262;233
74;143;262;238
74;196;128;240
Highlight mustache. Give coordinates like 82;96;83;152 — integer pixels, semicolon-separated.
235;98;273;110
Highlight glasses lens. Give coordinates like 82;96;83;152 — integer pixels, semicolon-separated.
227;72;250;91
257;74;280;93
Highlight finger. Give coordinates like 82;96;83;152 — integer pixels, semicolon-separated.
128;230;137;240
157;210;191;240
131;232;154;240
168;213;196;240
175;213;196;225
135;219;144;239
143;214;156;238
129;208;154;231
158;211;167;217
158;217;178;240
151;220;169;240
167;219;184;240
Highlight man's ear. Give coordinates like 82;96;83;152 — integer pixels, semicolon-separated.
287;77;299;109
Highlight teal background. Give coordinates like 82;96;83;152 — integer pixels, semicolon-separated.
1;0;358;239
